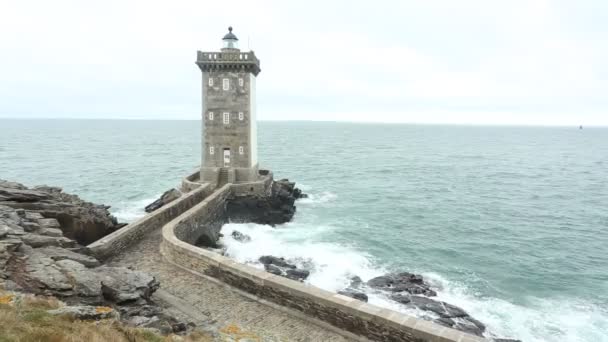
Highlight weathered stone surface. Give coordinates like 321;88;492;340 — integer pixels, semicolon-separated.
0;180;189;337
38;218;61;228
145;188;182;213
20;234;76;248
0;180;123;245
99;266;160;303
37;246;100;267
39;228;64;237
48;305;119;320
338;289;368;302
21;221;40;232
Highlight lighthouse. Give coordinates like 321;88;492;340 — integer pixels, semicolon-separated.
196;27;261;186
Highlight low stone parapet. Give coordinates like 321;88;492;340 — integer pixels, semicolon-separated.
88;183;214;260
160;187;488;342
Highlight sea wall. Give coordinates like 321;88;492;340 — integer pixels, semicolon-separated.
181;169;203;193
160;188;488;342
89;183;214;260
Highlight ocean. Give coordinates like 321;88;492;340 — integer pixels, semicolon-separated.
1;119;607;341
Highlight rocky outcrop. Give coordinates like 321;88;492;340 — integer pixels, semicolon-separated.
144;188;182;213
367;272;437;297
366;272;487;337
0;180;124;245
259;255;310;281
226;179;306;226
0;181;193;336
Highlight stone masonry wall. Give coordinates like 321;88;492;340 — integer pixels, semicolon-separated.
88;183;214;260
161;188;489;342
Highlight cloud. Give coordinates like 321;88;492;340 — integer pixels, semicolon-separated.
0;0;606;125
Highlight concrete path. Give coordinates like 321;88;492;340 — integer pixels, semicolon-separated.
107;227;356;342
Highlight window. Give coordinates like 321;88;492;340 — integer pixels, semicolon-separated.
238;78;244;87
209;147;214;155
223;78;229;90
223;112;230;124
208;78;213;86
208;112;214;120
239;146;244;155
238;112;244;120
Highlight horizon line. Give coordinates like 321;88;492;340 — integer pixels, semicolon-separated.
0;117;605;128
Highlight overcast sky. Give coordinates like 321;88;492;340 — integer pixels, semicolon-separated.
0;0;606;125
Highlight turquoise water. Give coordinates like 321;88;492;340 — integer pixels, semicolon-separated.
1;119;607;341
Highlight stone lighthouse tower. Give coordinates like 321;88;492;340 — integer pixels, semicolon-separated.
196;27;261;186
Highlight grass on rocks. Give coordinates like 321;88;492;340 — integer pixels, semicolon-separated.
0;291;212;342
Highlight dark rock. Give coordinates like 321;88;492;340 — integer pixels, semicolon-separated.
349;276;363;288
492;339;522;342
452;318;486;336
119;304;162;318
264;264;283;276
259;255;296;269
231;230;251;243
171;322;188;333
144;188;182;213
434;317;455;328
367;272;436;297
226;179;304;226
409;296;469;318
285;268;310;281
338;289;368;302
390;293;411;304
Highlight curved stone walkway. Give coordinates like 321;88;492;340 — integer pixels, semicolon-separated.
106;227;357;342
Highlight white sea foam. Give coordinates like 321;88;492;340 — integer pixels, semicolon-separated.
111;197;156;222
220;221;608;342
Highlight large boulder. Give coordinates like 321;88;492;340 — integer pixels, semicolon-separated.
99;266;160;303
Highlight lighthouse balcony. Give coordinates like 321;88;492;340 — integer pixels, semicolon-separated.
196;51;261;75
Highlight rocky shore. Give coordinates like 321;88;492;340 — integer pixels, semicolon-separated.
0;180;197;336
226;179;307;225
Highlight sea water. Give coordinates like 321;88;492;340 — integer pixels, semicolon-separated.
1;119;607;341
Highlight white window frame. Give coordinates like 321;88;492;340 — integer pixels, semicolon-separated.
209;146;214;155
208;112;214;120
239;146;244;155
222;78;229;90
238;112;244;120
208;78;213;86
223;112;230;124
238;78;244;87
